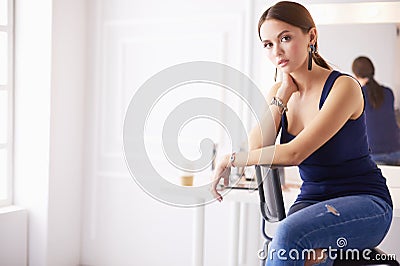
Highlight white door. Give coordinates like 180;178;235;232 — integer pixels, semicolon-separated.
81;0;265;265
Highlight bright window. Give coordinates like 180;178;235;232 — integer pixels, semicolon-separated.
0;0;13;207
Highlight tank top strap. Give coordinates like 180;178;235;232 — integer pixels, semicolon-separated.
319;70;342;109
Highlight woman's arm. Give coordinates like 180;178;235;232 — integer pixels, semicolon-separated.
248;72;299;150
211;76;298;201
211;75;363;201
248;82;283;150
236;75;364;167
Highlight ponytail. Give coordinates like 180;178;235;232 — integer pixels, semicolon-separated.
351;56;384;109
365;78;384;109
312;49;331;70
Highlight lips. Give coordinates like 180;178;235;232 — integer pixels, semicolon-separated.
277;59;289;67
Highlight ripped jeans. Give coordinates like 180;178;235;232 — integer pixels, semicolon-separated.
266;195;393;266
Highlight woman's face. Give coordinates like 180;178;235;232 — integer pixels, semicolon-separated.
259;19;310;74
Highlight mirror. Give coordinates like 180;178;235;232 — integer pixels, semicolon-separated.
318;23;400;166
310;2;400;165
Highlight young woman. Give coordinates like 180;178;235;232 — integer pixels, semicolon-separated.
352;56;400;165
211;2;393;265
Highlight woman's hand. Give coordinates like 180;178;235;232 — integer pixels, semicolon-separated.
210;155;231;202
276;72;298;103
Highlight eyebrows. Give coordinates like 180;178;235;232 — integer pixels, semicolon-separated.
261;30;290;43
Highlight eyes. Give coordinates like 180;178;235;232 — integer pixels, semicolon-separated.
263;35;292;49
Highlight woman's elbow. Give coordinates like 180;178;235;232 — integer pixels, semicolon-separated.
283;147;306;166
286;155;301;166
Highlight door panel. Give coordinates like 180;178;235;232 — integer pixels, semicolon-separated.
82;0;262;265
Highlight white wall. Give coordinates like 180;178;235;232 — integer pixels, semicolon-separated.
13;0;86;265
0;207;27;265
47;0;86;264
14;0;53;265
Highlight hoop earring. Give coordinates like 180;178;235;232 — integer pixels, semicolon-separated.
308;44;316;71
274;67;277;82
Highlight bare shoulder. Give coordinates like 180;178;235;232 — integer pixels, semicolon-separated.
332;74;361;95
327;74;363;118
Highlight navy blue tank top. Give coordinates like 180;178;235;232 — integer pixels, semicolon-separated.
280;70;393;207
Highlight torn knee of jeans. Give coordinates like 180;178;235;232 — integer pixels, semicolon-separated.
325;204;340;216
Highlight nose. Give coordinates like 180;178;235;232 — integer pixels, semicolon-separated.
272;44;283;57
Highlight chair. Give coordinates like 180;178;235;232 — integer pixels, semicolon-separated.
255;165;399;266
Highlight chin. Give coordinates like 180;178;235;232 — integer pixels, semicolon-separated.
279;68;291;74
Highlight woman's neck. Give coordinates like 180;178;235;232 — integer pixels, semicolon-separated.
290;65;330;94
356;77;369;86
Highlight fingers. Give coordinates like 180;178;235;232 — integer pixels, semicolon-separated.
210;165;231;202
210;176;223;202
223;168;230;187
281;71;290;82
278;73;298;102
282;72;295;87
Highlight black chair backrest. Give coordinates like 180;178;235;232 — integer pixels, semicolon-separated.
255;165;286;222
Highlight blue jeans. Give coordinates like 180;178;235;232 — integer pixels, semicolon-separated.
371;151;400;166
266;195;393;266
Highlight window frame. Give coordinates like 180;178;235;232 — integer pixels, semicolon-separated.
0;0;14;207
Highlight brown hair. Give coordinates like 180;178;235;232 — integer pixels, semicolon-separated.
352;56;384;109
257;1;330;70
